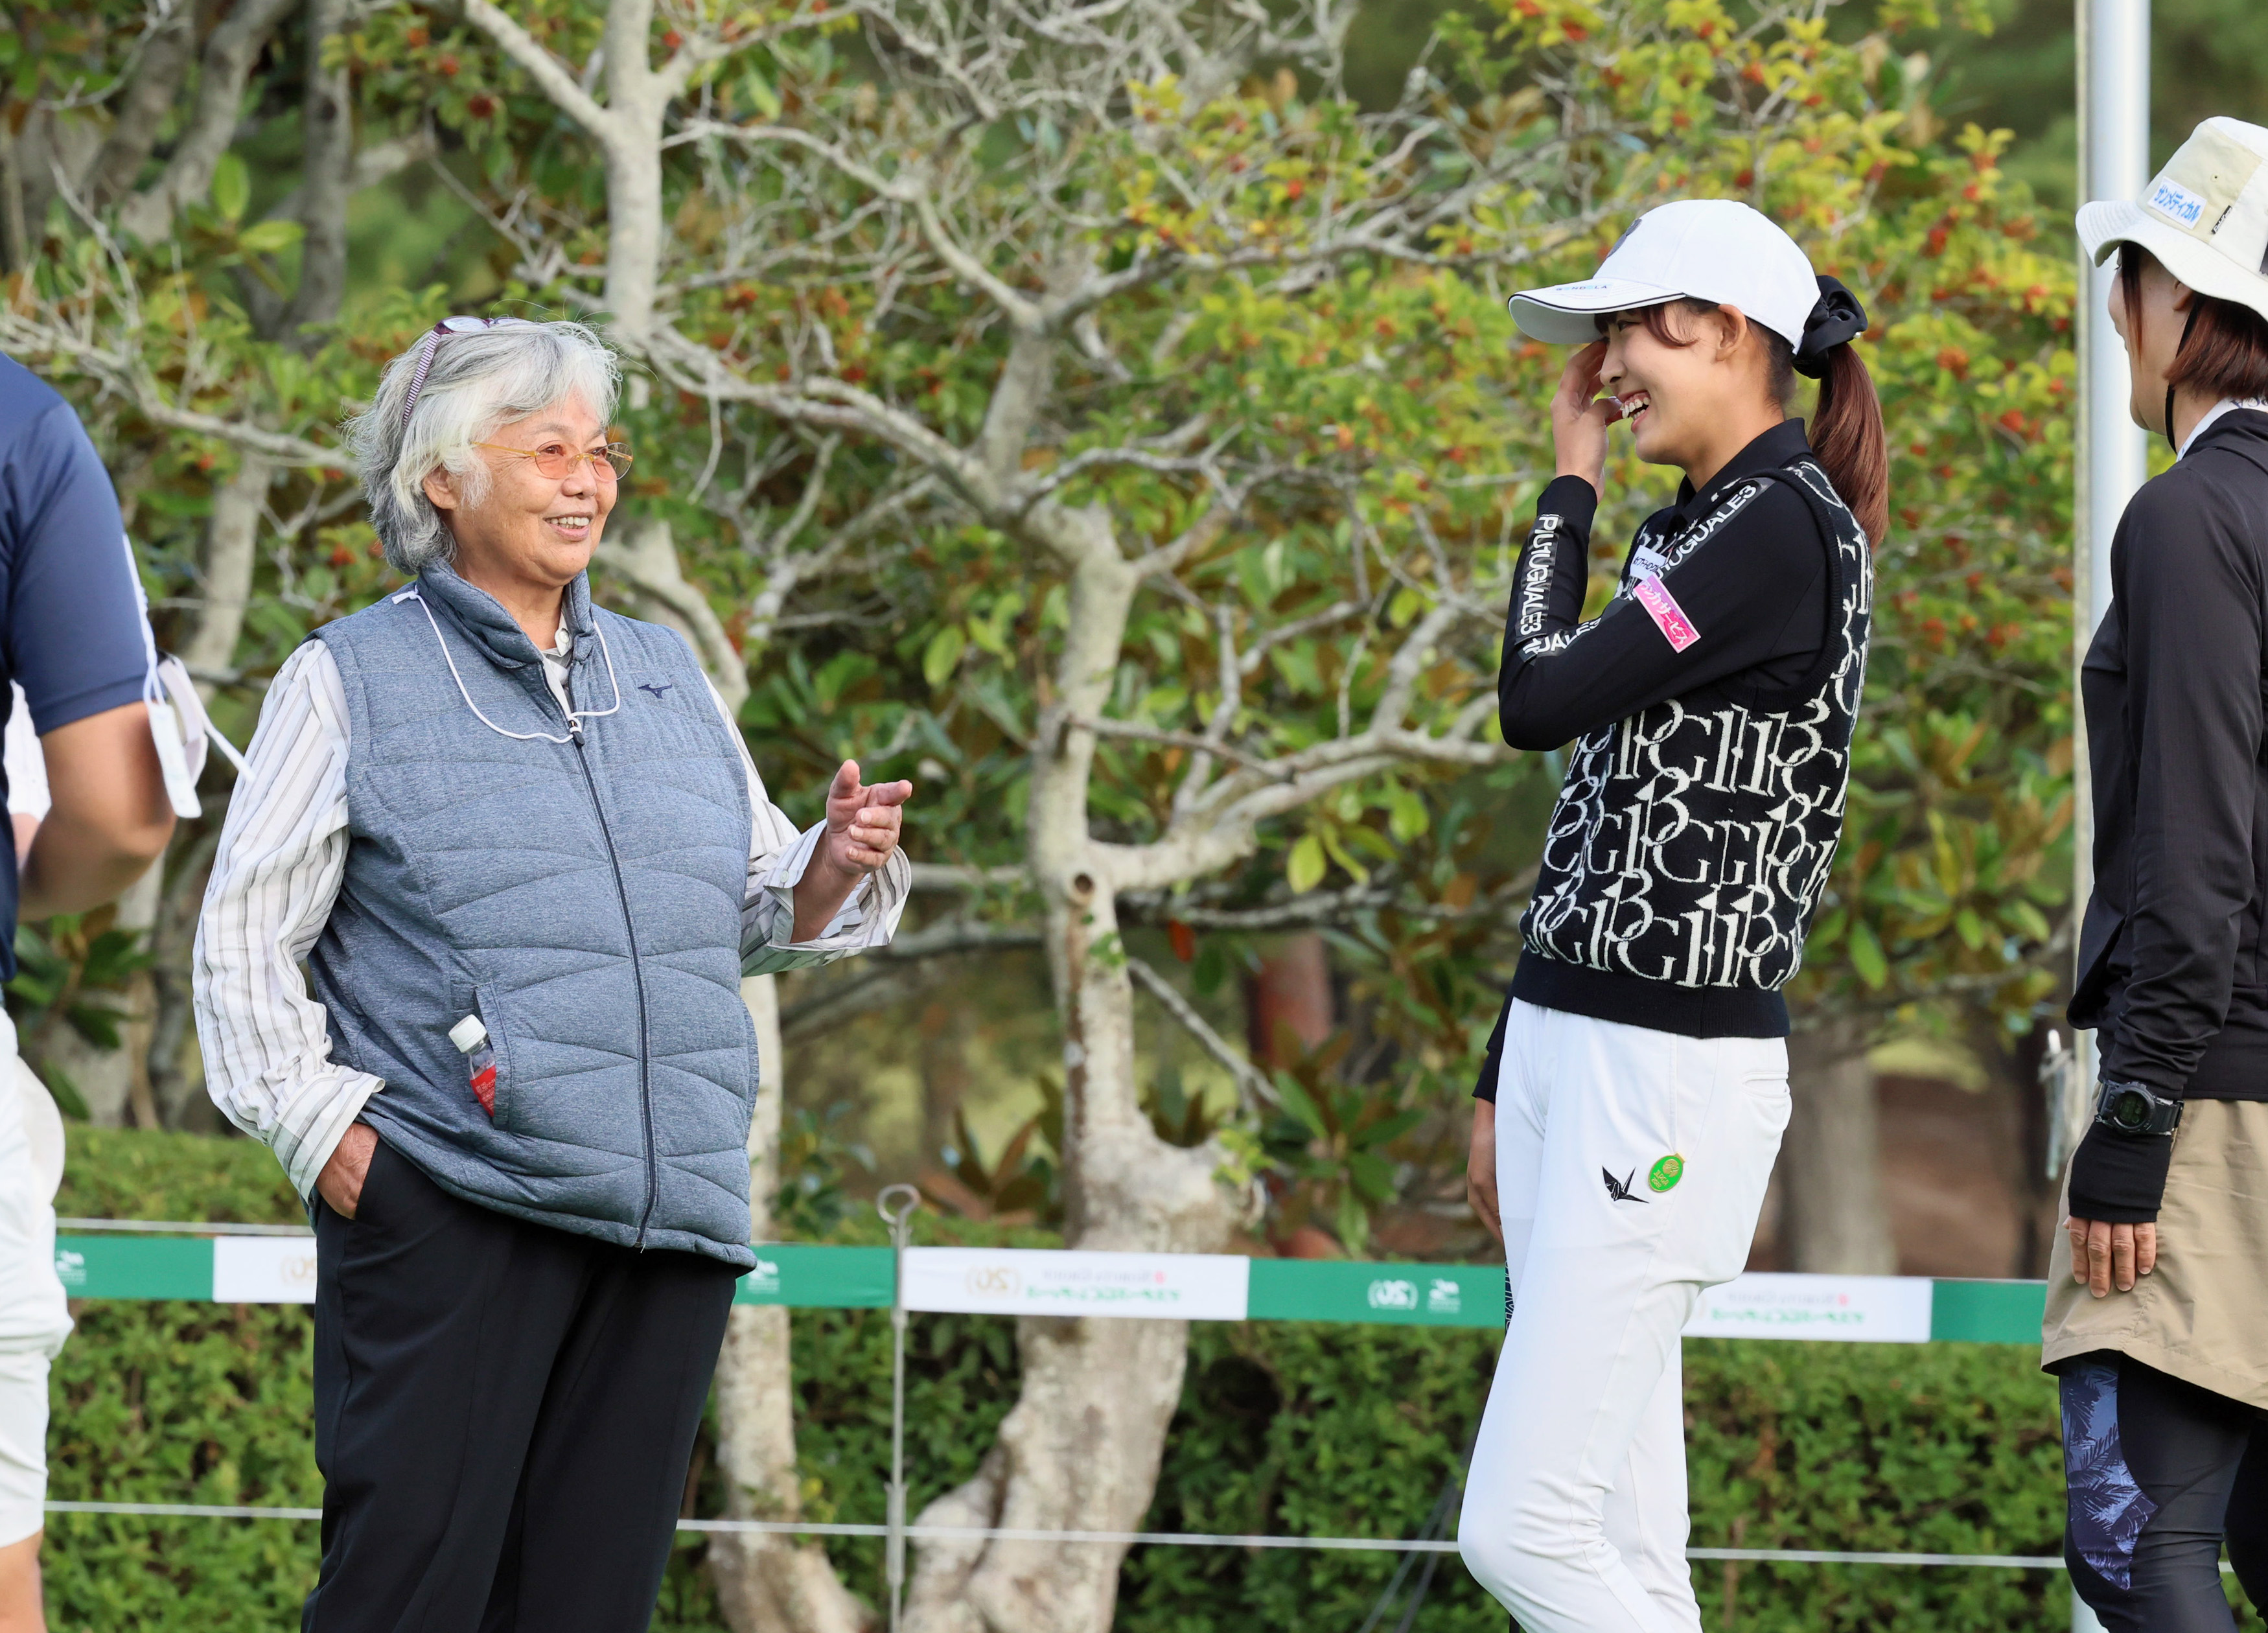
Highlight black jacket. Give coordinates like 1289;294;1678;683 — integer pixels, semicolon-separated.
2069;407;2268;1220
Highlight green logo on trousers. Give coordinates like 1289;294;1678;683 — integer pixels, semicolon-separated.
1648;1154;1684;1193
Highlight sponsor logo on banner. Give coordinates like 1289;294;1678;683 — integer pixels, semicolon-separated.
965;1264;1022;1298
1367;1278;1418;1312
1426;1278;1463;1317
53;1248;84;1289
903;1247;1249;1322
746;1256;782;1297
212;1236;320;1304
1684;1272;1933;1344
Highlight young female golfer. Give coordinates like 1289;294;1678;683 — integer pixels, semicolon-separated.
1455;198;1885;1632
2048;115;2268;1632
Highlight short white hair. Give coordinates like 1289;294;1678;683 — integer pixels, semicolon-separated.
347;318;621;575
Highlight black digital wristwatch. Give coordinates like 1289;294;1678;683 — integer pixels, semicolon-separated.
2094;1078;2184;1137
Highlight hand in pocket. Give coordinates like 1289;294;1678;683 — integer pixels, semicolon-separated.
317;1124;379;1220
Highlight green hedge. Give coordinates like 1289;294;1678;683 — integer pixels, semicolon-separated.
38;1129;2198;1630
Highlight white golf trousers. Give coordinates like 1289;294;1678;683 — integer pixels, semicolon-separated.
1458;1000;1789;1632
0;1010;71;1547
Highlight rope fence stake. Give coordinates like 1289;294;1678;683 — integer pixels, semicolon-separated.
877;1184;920;1633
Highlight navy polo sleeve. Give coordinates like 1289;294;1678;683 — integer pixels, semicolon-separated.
0;393;150;734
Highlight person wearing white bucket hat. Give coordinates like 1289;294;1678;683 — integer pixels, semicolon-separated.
1457;198;1885;1633
2045;115;2268;1633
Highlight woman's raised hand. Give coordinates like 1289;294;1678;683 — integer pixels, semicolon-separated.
821;759;912;876
1549;340;1625;496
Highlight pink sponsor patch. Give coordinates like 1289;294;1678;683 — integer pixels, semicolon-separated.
1633;577;1701;653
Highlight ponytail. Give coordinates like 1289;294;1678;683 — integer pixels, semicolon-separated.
1809;342;1888;546
1628;288;1889;546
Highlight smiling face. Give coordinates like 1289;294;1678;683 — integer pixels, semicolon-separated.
422;393;615;605
1596;303;1781;474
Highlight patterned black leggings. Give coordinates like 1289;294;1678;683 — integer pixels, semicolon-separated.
2063;1352;2268;1630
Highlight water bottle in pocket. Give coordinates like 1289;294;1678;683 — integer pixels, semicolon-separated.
449;1015;498;1117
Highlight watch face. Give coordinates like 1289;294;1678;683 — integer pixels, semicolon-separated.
2108;1089;2150;1131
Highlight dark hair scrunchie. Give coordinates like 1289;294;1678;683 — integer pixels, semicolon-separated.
1794;275;1868;379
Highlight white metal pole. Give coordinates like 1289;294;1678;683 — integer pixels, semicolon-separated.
2081;0;2152;640
2069;0;2152;1129
877;1184;920;1633
2071;4;2147;1627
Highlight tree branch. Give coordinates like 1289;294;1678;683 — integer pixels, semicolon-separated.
457;0;619;141
907;863;1031;892
117;0;299;243
276;0;355;343
1125;955;1277;1111
85;0;200;211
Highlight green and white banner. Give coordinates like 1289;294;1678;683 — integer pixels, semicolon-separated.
53;1234;2049;1344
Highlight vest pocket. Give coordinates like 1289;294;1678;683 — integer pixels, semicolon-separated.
447;982;513;1124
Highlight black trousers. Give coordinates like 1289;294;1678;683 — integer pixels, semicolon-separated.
2064;1351;2268;1630
303;1138;739;1633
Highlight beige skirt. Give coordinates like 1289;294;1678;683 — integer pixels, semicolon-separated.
2042;1098;2268;1409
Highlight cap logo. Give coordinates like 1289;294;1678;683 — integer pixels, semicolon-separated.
2147;179;2208;229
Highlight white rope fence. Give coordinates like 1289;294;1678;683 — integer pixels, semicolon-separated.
43;1501;2114;1569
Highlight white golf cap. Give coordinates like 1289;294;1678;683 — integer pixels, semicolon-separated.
2077;117;2268;326
1507;199;1822;349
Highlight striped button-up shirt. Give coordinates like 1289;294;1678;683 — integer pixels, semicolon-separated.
194;636;907;1198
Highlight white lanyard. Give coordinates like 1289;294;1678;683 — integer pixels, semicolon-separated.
393;587;623;743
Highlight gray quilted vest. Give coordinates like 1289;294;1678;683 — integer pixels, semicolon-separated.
308;562;759;1266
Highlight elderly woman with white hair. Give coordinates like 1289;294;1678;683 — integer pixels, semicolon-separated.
192;316;912;1633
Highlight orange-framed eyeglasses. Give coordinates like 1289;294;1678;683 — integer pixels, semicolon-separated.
474;441;635;481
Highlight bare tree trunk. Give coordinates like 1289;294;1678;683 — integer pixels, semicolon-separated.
183;458;269;689
710;975;870;1633
275;0;354;343
903;546;1241;1633
117;0;299;244
918;999;972;1166
1245;932;1332;1069
1780;1016;1897;1275
0;117;27;275
151;827;224;1130
85;1;202;211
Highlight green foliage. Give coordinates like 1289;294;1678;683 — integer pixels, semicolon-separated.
47;1301;322;1629
770;1102;877;1238
1260;1034;1426;1255
56;1126;304;1225
5;915;155;1118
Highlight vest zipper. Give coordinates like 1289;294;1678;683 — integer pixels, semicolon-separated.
566;708;661;1249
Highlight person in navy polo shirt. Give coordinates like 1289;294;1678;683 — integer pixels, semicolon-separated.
0;352;176;1631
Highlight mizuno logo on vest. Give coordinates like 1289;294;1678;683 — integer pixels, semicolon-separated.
637;681;675;699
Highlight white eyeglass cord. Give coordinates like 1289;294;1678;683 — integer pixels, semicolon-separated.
392;588;623;744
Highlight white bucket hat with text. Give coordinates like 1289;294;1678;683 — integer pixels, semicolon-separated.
2078;116;2268;325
